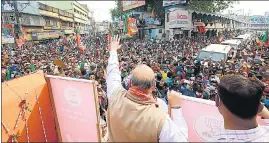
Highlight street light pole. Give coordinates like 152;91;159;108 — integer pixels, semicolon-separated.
13;0;21;39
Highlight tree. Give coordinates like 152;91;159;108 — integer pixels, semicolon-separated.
110;0;123;21
188;0;236;13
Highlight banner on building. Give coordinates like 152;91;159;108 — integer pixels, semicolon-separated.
2;24;15;44
168;9;190;29
122;0;145;11
1;0;15;11
163;0;187;7
180;95;265;142
46;75;101;142
127;17;138;35
2;24;14;37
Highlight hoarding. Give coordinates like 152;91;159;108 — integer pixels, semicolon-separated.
122;0;145;11
2;24;15;44
167;9;190;28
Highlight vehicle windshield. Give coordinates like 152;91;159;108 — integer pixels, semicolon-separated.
197;51;226;62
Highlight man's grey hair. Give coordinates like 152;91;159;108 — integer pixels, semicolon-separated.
130;74;155;90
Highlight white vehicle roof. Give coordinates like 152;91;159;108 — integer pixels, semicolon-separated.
221;39;241;45
201;44;232;53
236;34;249;39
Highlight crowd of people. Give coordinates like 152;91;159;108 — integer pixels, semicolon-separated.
1;30;269;140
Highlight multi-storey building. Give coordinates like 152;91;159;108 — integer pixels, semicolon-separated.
40;0;89;35
36;2;74;41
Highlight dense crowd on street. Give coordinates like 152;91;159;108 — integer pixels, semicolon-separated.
1;30;269;133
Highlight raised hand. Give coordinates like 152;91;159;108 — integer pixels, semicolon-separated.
110;35;121;52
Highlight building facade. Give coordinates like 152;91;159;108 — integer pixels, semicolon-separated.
1;0;92;46
33;2;74;41
40;1;89;35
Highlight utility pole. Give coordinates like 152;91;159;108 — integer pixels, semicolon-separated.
13;0;21;39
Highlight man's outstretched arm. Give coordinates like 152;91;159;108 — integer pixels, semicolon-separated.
106;35;122;100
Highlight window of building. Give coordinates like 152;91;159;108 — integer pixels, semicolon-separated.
52;19;57;27
69;22;73;27
45;18;50;26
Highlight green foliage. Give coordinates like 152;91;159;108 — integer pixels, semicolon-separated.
110;0;123;20
189;0;235;13
74;27;80;34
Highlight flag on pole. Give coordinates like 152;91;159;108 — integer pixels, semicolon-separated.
256;36;262;47
262;30;268;43
76;33;81;47
123;14;128;33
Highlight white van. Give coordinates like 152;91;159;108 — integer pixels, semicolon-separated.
197;44;234;62
220;39;241;49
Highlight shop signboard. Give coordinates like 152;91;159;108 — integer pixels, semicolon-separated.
122;0;145;11
163;0;187;7
2;36;14;44
32;32;60;40
168;9;190;28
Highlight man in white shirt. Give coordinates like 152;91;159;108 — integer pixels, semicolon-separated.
210;75;269;142
106;35;188;142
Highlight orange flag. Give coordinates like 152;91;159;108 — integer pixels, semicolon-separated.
76;33;81;46
127;17;138;35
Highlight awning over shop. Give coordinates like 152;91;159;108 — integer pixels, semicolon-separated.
59;16;73;22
